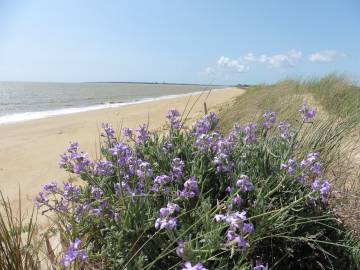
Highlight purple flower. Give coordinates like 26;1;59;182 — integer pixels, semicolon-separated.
155;216;178;230
228;123;242;142
63;183;80;201
155;202;180;230
225;186;232;194
234;235;249;249
310;162;322;176
213;152;234;173
152;175;171;192
193;112;219;137
59;153;70;168
89;208;102;216
136;161;153;180
278;121;291;140
236;175;254;192
163;140;173;153
242;223;255;234
301;152;320;168
55;199;69;213
226;230;249;249
154;175;171;185
166;108;182;129
159;202;180;217
281;159;297;175
75;203;89;222
91;186;103;199
320;180;331;202
61;238;87;267
176;241;185;257
123;127;133;139
312;179;322;191
177;176;199;199
226;211;247;229
254;260;268;270
262;111;276;129
67;142;79;153
114;181;132;196
70;152;92;174
101;123;116;139
43;182;59;193
166;202;180;214
232;194;242;206
312;179;331;202
244;124;257;143
35;192;49;208
94;160;114;176
136;124;149;144
182;262;208;270
299;101;317;122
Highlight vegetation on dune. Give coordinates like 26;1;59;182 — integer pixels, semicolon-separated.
219;73;360;267
0;191;41;270
34;100;358;269
1;74;360;269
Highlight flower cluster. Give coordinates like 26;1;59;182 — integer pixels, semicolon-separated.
299;101;317;122
282;151;331;202
215;210;254;250
244;124;257;143
101;123;115;140
155;202;180;230
61;238;88;267
177;176;199;199
166;108;182;129
171;158;185;180
59;142;92;174
262;111;276;129
278;121;292;140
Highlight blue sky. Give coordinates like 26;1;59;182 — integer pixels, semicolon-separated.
0;0;359;84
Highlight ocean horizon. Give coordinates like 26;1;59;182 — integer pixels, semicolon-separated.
0;82;222;125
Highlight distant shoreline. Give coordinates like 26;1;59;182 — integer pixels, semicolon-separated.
0;80;230;87
86;81;229;87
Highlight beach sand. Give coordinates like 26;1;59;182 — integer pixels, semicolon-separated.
0;87;244;213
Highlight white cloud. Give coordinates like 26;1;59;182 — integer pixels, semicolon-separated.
308;50;345;62
217;56;250;73
242;49;302;68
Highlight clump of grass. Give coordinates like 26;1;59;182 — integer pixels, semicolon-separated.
0;191;41;270
35;105;358;269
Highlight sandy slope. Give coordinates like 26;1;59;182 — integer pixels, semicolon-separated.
0;87;244;212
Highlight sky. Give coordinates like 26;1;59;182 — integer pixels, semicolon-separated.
0;0;359;85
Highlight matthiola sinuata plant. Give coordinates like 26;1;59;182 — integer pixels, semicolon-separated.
36;101;353;269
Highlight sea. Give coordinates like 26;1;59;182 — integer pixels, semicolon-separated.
0;82;219;125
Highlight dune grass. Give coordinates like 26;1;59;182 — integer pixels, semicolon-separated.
0;191;41;270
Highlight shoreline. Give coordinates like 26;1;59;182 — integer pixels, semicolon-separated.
0;88;228;125
0;87;244;213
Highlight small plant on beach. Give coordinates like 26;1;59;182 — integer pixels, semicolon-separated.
36;103;357;269
0;191;41;270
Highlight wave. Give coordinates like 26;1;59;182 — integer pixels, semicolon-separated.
0;88;223;125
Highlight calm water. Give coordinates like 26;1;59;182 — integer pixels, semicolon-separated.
0;82;216;124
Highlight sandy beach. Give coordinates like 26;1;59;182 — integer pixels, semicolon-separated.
0;87;244;212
